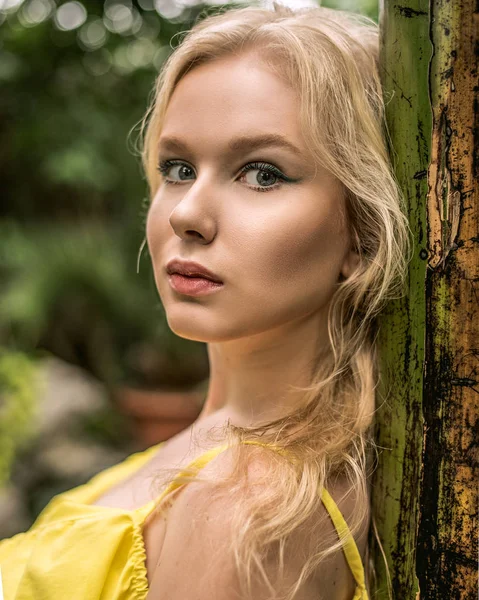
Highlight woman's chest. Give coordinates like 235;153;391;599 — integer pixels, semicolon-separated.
141;490;184;586
89;430;223;584
89;410;231;510
90;425;205;510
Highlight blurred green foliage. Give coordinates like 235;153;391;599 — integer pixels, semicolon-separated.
0;350;40;486
0;220;166;381
0;0;377;390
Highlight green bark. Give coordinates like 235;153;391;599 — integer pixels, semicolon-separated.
372;2;430;598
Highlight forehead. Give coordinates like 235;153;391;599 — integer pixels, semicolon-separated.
160;52;307;155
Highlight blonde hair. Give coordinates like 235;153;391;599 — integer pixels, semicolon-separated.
140;3;410;599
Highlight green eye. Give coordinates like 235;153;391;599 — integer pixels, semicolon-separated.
157;159;298;192
158;160;195;182
239;162;288;191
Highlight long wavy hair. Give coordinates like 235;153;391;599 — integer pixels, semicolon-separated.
139;4;410;599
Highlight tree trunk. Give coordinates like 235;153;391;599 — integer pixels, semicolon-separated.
372;1;478;599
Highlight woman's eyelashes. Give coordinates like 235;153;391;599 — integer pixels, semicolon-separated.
157;159;299;193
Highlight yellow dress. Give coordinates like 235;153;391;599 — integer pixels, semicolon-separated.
0;440;369;599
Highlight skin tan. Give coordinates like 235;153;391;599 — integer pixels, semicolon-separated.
147;51;359;427
93;51;368;598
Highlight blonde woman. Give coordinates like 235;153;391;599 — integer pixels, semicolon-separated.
0;4;409;600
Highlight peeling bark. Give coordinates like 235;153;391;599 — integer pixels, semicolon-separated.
418;0;479;596
374;0;478;598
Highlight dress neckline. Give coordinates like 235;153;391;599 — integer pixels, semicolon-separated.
59;440;244;523
61;439;291;522
47;439;367;597
52;441;165;519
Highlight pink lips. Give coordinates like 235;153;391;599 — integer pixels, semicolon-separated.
168;274;223;296
166;259;222;283
166;259;224;297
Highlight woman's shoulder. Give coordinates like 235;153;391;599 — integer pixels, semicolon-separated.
147;441;369;600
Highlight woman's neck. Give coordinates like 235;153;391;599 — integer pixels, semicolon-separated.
198;312;330;429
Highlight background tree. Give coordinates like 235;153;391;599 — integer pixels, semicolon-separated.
372;0;478;598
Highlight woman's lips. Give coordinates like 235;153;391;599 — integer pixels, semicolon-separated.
168;273;224;296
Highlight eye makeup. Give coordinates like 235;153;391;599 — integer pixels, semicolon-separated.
157;159;301;193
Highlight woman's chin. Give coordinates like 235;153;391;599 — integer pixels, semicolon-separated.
170;329;210;343
166;316;218;343
166;316;241;344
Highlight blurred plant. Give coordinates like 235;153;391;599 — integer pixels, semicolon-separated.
0;220;209;388
0;349;40;487
77;405;132;447
322;0;377;19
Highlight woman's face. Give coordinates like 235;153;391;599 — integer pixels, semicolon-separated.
146;52;357;343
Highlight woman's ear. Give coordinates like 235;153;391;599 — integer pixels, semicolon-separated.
340;248;360;280
340;226;361;281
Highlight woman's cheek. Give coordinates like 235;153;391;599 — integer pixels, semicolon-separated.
146;196;169;257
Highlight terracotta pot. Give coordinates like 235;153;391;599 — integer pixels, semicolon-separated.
115;386;204;449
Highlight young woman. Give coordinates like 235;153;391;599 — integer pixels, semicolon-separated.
0;4;409;600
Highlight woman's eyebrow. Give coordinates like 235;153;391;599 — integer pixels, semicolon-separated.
158;133;304;157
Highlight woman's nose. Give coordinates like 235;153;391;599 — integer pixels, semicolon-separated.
168;176;218;244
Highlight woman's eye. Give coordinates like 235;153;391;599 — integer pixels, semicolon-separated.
157;159;292;192
158;160;195;183
241;167;279;189
239;162;289;192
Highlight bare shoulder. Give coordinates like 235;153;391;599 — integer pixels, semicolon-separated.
319;472;371;595
146;444;369;600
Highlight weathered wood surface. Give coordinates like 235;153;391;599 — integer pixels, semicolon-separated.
418;0;478;597
373;0;478;598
